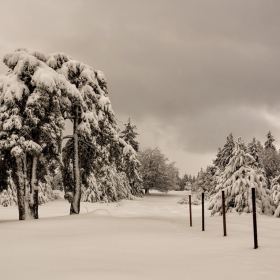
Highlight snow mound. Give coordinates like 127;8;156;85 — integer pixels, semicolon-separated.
91;209;112;216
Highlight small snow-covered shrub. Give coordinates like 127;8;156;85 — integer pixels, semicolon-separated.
178;194;201;205
0;182;17;207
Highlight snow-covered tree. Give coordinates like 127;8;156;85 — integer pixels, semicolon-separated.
262;131;280;183
207;167;220;197
0;173;17;207
190;166;219;200
270;175;280;217
247;137;263;169
192;168;205;193
256;140;264;154
0;49;82;219
0;48;143;218
120;118;139;152
202;165;219;199
178;173;189;191
59;55;143;209
213;133;235;170
208;138;275;216
264;131;276;150
138;147;179;194
213;147;222;167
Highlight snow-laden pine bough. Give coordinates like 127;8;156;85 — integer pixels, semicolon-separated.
0;173;54;207
0;48;142;219
271;175;280;217
208;138;275;216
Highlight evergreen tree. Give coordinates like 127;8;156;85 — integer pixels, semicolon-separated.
213;147;222;168
0;48;143;219
202;165;219;198
120;118;139;152
191;166;219;200
208;138;274;215
271;175;280;217
247;137;263;169
179;173;189;191
264;131;276;150
0;49;77;219
192;168;204;193
262;131;280;182
256;140;264;155
175;174;182;191
59;56;143;206
213;133;235;170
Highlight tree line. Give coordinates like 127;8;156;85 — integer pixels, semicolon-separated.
178;132;280;217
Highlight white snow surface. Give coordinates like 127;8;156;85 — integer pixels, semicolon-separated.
0;190;279;280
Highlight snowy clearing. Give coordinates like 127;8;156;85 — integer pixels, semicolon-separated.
1;191;280;280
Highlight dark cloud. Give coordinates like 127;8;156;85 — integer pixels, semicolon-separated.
1;0;280;174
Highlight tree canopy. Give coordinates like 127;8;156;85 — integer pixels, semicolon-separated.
137;147;179;194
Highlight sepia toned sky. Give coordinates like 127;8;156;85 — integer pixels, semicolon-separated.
0;0;280;176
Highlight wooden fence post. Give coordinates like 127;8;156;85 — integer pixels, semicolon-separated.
222;190;227;236
189;195;192;227
251;188;258;249
202;192;205;231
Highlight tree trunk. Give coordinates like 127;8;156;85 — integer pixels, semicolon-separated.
145;188;150;194
12;154;38;220
30;156;39;219
13;157;25;220
71;104;81;215
33;189;39;219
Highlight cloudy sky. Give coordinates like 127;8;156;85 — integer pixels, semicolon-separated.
0;0;280;176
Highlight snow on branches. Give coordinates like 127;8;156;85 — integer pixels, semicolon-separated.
137;147;179;194
208;138;275;216
271;175;280;217
0;47;142;217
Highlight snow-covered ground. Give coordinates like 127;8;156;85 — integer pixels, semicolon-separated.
0;190;279;280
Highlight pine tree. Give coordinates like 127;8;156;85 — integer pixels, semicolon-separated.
262;131;280;182
264;131;276;150
120;118;139;152
208;138;275;216
0;48;143;219
59;56;143;206
179;173;189;191
270;175;280;217
192;168;204;193
213;147;222;166
202;165;219;199
213;133;235;170
191;166;219;200
0;49;78;219
247;137;263;169
256;140;264;154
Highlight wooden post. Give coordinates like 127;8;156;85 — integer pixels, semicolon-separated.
189;195;192;227
202;192;205;231
251;188;258;249
222;190;227;236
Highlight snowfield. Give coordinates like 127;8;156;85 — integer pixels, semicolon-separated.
0;191;279;280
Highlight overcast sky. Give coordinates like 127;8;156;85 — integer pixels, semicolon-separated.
1;0;280;176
